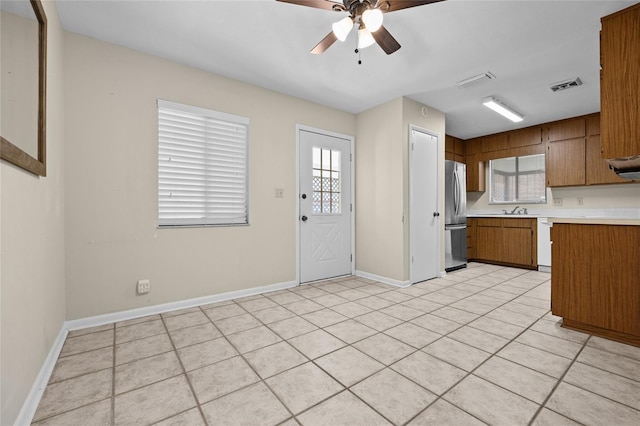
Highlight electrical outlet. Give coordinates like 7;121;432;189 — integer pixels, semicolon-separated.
577;197;584;206
553;197;563;206
275;188;284;198
137;279;150;295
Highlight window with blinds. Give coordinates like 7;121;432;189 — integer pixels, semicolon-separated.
158;100;249;227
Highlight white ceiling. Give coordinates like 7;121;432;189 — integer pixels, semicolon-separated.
55;0;635;139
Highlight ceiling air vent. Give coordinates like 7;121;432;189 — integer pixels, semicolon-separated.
550;77;583;92
457;72;495;89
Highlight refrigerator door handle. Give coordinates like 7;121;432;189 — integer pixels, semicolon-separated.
453;169;459;217
445;224;467;230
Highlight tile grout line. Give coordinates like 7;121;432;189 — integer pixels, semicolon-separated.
392;269;559;425
37;266;640;425
110;322;116;426
158;309;209;425
241;266;542;425
200;301;301;424
526;334;593;426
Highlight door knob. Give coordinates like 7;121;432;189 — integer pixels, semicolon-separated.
301;215;308;222
301;194;307;199
433;212;440;217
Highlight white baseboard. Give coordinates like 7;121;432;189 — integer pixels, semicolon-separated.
355;270;411;288
15;326;68;426
65;280;298;331
538;265;551;273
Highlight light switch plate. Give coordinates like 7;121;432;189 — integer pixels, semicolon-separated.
553;198;563;206
275;188;284;198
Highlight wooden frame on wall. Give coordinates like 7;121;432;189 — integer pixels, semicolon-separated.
0;0;47;176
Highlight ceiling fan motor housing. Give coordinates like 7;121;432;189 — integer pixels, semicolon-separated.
335;0;389;17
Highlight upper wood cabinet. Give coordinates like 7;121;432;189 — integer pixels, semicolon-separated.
587;134;628;185
460;112;635;190
481;133;508;153
445;135;465;162
547;137;586;187
546;117;586;187
584;114;628;185
465;138;481;155
600;3;640;159
586;113;600;137
464;138;485;192
548;117;586;142
509;126;543;148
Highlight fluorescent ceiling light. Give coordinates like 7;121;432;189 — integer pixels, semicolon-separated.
482;97;523;122
457;72;495;89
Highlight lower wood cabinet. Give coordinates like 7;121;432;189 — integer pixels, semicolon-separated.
551;223;640;346
471;217;537;269
467;218;476;259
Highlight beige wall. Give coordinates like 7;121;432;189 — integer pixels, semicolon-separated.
0;2;66;424
355;98;404;281
63;33;356;319
355;98;446;282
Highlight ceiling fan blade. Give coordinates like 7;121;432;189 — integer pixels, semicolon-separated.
311;31;338;54
384;0;445;13
372;25;401;54
276;0;341;12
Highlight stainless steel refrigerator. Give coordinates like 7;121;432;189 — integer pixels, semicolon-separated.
445;160;467;271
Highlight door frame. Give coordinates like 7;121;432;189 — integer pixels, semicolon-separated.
295;124;355;285
408;125;441;284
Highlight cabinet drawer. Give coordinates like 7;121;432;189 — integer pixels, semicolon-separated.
501;218;533;228
477;218;502;227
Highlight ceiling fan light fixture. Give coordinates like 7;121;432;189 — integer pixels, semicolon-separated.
362;8;383;32
357;27;376;49
332;16;354;42
482;97;524;123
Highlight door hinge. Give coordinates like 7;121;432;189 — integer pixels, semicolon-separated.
350;153;352;161
350;254;353;262
350;203;353;212
411;143;414;151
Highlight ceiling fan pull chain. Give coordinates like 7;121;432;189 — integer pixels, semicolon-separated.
355;43;362;65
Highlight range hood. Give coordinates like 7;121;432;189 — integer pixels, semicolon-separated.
608;156;640;180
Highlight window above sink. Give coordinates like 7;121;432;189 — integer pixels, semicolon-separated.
489;154;547;204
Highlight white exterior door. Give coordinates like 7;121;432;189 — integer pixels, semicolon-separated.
299;129;352;283
410;128;440;283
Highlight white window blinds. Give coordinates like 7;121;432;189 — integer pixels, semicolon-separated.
158;100;249;226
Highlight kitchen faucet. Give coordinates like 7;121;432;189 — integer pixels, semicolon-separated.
510;205;520;214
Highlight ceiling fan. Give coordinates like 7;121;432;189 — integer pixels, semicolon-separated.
277;0;444;55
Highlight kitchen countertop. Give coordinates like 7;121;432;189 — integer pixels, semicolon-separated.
547;218;640;226
468;214;540;218
468;208;640;221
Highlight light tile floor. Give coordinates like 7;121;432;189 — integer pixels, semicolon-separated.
32;263;640;425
